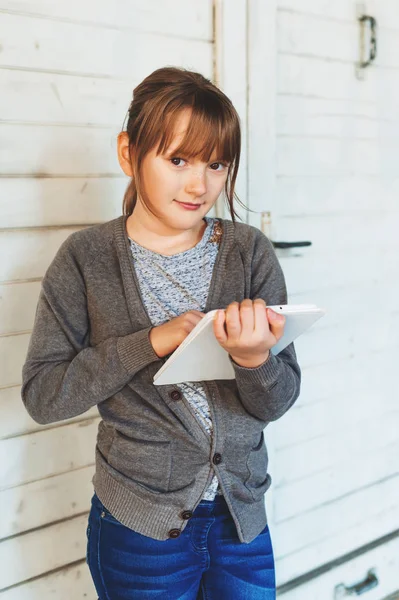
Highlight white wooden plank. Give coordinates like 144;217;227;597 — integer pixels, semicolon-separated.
272;440;399;522
0;514;88;590
0;0;212;40
279;248;399;293
274;176;399;217
0;13;212;79
0;465;95;539
273;386;396;451
273;474;399;560
0;562;95;600
277;95;399;139
0;68;132;125
0;178;125;229
277;54;376;101
278;9;399;69
277;0;357;23
296;319;396;374
0;125;120;176
278;10;358;63
0;419;99;490
298;350;398;406
293;318;399;369
0;282;41;336
277;212;398;253
0;385;99;440
289;280;399;332
0;334;30;388
274;410;399;485
277;0;397;32
0;228;83;282
277;531;399;597
276;137;391;177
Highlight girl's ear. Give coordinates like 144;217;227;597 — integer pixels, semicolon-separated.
117;132;134;177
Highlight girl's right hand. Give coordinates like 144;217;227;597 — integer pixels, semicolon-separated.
149;310;205;358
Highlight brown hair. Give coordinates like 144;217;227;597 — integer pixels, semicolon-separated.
121;66;247;222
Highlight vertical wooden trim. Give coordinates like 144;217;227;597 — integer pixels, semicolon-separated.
247;0;277;231
247;0;278;528
213;0;248;221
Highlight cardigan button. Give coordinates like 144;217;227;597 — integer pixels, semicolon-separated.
170;390;182;401
168;528;181;538
213;453;222;465
181;510;193;520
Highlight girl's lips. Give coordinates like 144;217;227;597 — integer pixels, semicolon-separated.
174;200;202;210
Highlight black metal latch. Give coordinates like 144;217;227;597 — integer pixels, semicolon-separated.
271;241;312;249
334;568;379;598
359;15;377;69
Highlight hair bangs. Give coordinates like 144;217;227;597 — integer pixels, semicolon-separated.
156;100;239;167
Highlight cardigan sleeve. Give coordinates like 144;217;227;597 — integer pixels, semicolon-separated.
228;229;301;423
21;237;160;425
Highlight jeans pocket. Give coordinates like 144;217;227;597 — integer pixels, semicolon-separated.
93;493;124;527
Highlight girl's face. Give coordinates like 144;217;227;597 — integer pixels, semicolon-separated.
118;109;230;232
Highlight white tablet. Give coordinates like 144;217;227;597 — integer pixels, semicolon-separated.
153;304;326;385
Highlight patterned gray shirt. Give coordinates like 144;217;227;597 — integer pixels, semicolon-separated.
128;216;223;500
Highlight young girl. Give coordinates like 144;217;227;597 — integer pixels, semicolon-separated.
22;66;301;599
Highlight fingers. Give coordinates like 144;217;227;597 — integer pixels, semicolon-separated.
225;300;269;341
187;310;205;319
213;300;286;348
214;300;269;345
225;302;241;344
180;311;205;332
253;298;268;338
239;299;254;340
213;308;227;343
266;307;285;340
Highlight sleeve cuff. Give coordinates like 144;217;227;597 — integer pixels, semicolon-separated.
229;352;281;388
117;327;160;375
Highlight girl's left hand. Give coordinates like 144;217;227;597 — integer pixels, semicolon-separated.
213;298;285;368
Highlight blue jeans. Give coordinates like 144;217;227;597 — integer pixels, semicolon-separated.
86;492;275;599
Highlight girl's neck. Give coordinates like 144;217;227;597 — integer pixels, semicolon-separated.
126;210;208;256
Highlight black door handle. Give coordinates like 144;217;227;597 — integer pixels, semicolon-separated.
334;568;379;597
359;15;377;68
271;241;312;249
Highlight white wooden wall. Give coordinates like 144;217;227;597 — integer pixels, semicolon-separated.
3;0;399;597
255;0;399;596
0;1;215;596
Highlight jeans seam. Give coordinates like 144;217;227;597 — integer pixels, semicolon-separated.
200;579;210;600
97;509;112;600
190;516;215;553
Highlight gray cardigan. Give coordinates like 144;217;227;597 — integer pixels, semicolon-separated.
21;215;301;544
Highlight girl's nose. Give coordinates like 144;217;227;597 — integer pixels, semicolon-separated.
185;170;207;197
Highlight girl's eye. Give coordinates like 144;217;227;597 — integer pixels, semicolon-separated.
170;157;228;170
210;162;227;171
170;157;186;167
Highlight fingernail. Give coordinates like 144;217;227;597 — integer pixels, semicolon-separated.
271;311;285;321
